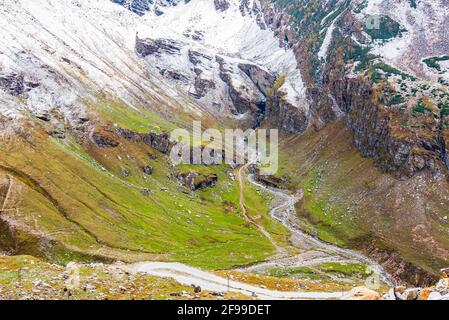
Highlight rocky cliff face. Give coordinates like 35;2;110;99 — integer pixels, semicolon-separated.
250;0;449;282
130;0;309;130
111;0;184;16
253;0;449;178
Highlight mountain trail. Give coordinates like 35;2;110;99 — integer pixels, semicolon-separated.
237;164;286;256
245;172;394;286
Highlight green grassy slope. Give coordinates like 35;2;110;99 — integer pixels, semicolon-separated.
0;97;286;270
277;119;449;278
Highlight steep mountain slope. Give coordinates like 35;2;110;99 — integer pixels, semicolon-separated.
254;0;449;281
1;0;449;288
0;0;301;268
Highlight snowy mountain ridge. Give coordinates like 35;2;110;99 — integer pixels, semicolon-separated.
0;0;307;133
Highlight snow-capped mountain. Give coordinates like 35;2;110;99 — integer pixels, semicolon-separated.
0;0;308;133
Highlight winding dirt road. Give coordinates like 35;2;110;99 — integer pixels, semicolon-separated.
245;172;394;286
237;164;285;255
129;262;346;300
130;166;393;300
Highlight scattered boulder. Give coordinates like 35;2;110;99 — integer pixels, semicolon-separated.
142;166;153;175
191;284;201;293
148;153;157;160
178;172;218;191
403;288;420;300
120;168;130;177
435;278;449;295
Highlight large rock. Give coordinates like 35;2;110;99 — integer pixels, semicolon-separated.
341;287;381;300
144;132;173;154
142;166;153;175
178;172;218;191
435;278;449;295
403;288;420;300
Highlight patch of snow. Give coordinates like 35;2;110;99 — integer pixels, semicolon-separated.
138;0;307;110
359;0;449;79
0;0;206;123
0;0;308;127
318;11;345;61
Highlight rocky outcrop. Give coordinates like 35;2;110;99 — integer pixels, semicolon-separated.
0;73;39;96
135;37;181;57
238;63;276;94
256;0;448;178
177;172;218;191
118;128;173;154
188;50;212;66
159;68;189;83
217;57;262;115
192;77;216;99
111;0;184;16
265;91;309;134
214;0;230;12
91;130;120;148
323;72;442;179
112;0;150;16
366;246;438;287
145;132;173;154
251;165;288;189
